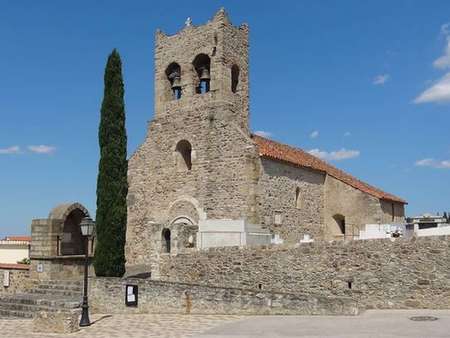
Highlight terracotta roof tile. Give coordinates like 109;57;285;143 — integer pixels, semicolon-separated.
4;236;31;242
252;134;407;204
0;263;30;270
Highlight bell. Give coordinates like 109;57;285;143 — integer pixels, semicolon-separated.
169;71;181;89
171;76;181;89
199;67;210;81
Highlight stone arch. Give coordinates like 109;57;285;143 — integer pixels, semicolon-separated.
49;202;90;223
49;202;90;256
167;198;200;225
170;216;195;225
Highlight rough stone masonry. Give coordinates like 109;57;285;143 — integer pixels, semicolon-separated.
158;236;450;310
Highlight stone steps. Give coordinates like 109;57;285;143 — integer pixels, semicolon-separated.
28;279;83;298
0;309;34;318
29;288;82;298
0;295;80;318
0;280;82;318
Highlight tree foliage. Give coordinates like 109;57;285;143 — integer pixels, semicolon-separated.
94;49;128;277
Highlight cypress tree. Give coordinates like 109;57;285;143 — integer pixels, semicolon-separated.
94;49;128;277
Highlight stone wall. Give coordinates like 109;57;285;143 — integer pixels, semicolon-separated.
89;277;358;315
0;266;31;294
158;236;450;309
324;175;404;240
256;158;325;243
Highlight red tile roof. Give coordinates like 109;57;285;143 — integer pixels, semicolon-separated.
4;236;31;242
0;263;30;270
252;134;407;204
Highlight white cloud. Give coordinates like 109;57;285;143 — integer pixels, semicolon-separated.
28;145;56;154
308;148;360;161
433;37;450;70
441;23;450;36
309;130;319;139
254;130;273;138
373;74;390;85
344;131;351;137
0;146;21;154
414;72;450;104
415;158;450;169
415;25;450;104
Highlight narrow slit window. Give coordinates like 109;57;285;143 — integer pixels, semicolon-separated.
231;64;239;93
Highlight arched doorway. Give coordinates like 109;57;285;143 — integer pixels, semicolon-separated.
332;214;346;239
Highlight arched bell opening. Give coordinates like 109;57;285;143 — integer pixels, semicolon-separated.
193;54;211;94
166;62;182;100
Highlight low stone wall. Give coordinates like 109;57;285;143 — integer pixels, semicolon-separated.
158;236;450;309
0;265;31;294
89;277;358;315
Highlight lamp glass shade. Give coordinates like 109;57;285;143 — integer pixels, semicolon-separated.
80;217;95;236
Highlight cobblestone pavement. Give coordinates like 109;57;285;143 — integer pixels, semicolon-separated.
2;310;450;337
0;314;242;338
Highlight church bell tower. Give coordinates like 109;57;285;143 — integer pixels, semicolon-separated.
126;9;261;273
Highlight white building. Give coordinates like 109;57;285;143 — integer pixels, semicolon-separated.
359;224;405;240
358;214;450;240
0;236;30;264
404;214;450;238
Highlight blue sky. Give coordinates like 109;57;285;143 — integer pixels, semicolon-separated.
1;0;449;237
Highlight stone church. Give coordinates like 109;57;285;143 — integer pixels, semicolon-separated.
125;9;406;274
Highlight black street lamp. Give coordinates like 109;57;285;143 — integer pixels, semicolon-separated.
79;216;95;327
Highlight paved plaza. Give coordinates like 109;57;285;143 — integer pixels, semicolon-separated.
1;310;449;338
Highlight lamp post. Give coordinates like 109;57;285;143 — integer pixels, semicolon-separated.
79;216;95;327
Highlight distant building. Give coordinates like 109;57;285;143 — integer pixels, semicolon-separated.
358;214;450;240
359;223;405;240
405;214;450;237
0;236;30;264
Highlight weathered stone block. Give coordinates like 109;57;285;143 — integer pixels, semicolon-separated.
33;309;81;334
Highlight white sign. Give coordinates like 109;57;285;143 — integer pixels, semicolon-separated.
3;271;10;287
37;263;44;273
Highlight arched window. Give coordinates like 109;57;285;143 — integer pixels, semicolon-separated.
333;214;346;235
193;54;211;94
162;229;171;253
165;62;182;100
231;64;239;93
175;140;192;171
295;187;301;209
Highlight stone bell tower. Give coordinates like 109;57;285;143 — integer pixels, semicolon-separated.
153;8;250;131
125;9;267;273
